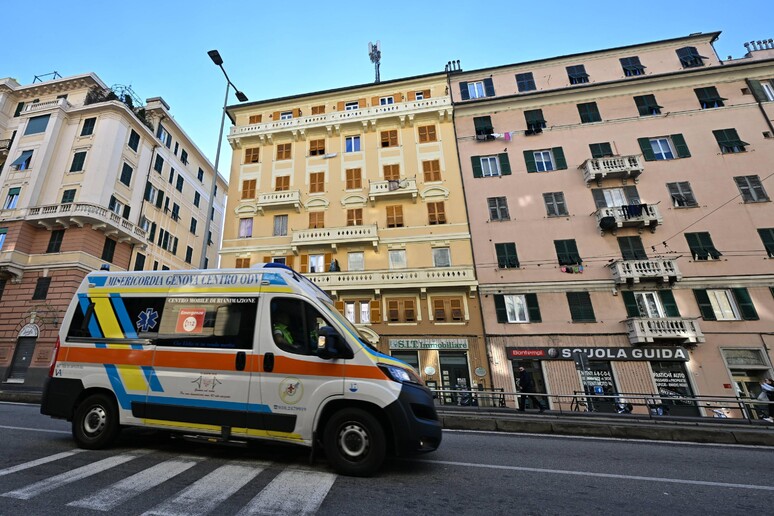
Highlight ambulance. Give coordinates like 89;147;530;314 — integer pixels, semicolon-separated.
40;263;441;476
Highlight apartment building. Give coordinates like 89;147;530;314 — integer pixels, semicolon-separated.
449;32;774;414
0;73;226;388
222;73;489;395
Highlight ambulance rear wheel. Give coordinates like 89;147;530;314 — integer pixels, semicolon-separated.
73;393;120;449
323;408;386;477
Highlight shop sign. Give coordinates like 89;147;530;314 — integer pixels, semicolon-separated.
506;347;689;361
389;338;469;350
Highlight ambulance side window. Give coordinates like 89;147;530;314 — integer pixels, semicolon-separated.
154;297;258;350
271;298;331;356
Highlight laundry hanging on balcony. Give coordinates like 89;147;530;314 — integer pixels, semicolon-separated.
561;265;584;274
622;204;646;219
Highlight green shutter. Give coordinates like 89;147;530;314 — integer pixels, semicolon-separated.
591;189;607;209
671;134;691;158
567;292;595;322
590;142;612;158
552;147;567;170
471;156;483;178
621;291;640;317
624;186;640;204
618;236;647;260
747;80;768;102
483;78;495;97
523;150;537;173
474;116;492;133
685;233;705;260
638;138;656;161
693;289;717;320
494;295;507;323
495;243;506;268
459;82;469;101
758;228;774;257
659;290;680;317
732;288;759;320
525;293;541;323
499;153;511;175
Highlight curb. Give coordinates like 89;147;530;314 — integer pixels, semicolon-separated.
0;391;42;404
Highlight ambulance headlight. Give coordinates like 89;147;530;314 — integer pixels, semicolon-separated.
378;364;424;385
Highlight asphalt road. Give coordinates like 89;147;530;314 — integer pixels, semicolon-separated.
2;401;773;515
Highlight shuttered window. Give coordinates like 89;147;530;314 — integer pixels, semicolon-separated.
494;294;541;323
427;202;446;225
241;179;257;199
543;192;567;217
309;172;325;193
677;46;705;68
620;56;645;76
667;182;698;207
487;197;510;221
617;236;648;260
634;94;662;116
418;125;437;143
244;147;260;163
567;292;595;322
380;130;398;148
386;205;403;227
516;72;536;92
589;142;613;158
524;109;546;132
554;239;582;265
695;87;725;109
685;232;722;260
70;151;87;172
386;298;416;323
275;175;290;191
566;65;589;85
423;160;441;182
432;297;464;322
276;143;292;160
346;168;362;189
713;129;748;154
235;258;251;269
734;175;768;202
383;164;400;181
577;102;601;123
524;147;566;172
309;139;325;156
495;242;519;268
308;212;324;229
347;208;363;226
757;228;774;258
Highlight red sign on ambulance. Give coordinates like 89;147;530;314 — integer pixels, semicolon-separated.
176;308;206;333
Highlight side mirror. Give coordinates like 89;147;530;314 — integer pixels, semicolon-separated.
317;326;353;360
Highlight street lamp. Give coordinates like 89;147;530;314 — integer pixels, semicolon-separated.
200;49;248;269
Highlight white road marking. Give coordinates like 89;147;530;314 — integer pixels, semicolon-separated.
0;450;86;477
67;456;203;511
142;463;265;516
237;469;336;516
2;451;149;499
0;424;70;435
414;458;774;492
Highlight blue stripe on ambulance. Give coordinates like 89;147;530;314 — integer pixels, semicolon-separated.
109;293;139;342
142;366;164;393
145;395;271;413
78;293;106;348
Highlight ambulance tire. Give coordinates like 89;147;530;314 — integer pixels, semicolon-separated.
73;393;120;450
323;408;386;477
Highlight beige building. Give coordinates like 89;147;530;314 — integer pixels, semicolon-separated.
449;33;774;415
0;73;226;388
222;73;489;396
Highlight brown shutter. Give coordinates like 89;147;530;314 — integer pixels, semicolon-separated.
335;300;345;313
387;300;399;322
358;98;366;108
370;300;381;323
433;299;446;321
407;91;416;101
451;298;463;321
371;96;380;106
263;256;272;263
393;92;402;102
285;255;294;269
405;299;416;322
324;253;332;271
272;111;280;120
292;108;301;118
437;202;446;223
337;101;345;111
300;254;308;273
422;89;431;99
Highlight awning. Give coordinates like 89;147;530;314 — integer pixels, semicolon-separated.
10;150;33;168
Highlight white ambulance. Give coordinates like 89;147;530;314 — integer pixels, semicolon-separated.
40;263;441;476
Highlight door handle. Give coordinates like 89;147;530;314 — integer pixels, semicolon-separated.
235;351;246;371
264;352;274;372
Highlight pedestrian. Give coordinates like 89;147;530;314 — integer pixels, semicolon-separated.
517;366;546;412
760;378;774;423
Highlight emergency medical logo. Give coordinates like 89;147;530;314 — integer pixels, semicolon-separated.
279;377;303;405
349;382;358;393
192;373;222;392
136;308;159;332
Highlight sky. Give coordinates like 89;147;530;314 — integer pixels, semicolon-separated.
1;0;769;177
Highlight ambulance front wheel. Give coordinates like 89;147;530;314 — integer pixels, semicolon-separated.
73;393;120;449
323;408;386;477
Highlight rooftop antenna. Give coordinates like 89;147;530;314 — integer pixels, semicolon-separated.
32;71;62;83
368;40;381;83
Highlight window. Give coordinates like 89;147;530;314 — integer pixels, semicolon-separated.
275;176;290;191
432;297;464;322
307;254;325;273
61;189;76;203
677;46;705;68
119;163;133;186
667;181;698;207
273;214;288;236
309;171;325;193
695;87;725;109
248;114;262;124
589;142;613;158
343;301;372;324
309;211;324;229
279;111;293;120
735;175;769;202
694;288;758;321
81;117;96;136
566;65;589;85
617;236;647;260
758;228;774;258
380;130;398;148
194;192;200;207
591;186;640;209
460;78;495;99
311;105;325;115
190;218;197;234
413;91;426;100
577;102;601;123
634;94;662;116
47;229;65;253
472;153;511;178
276;143;291;160
174;142;179;156
70;151;87;172
309;139;325;156
567;292;595;322
14;102;24;117
168;169;175;184
388;249;406;269
24;114;50;135
495;294;541;323
423;160;441;182
171;203;180;221
685;232;722;260
543;192;567;217
383;164;400;181
620;56;645;76
102;237;116;262
185;246;193;264
156;123;172;147
176;176;184;193
386;298;416;323
154;155;164;173
524;147;566;172
347;208;362;226
524;109;546;133
516;72;536;92
32;277;52;300
10;150;33;170
244;147;260;163
134;253;146;271
379;96;394;105
621;291;679;318
4;187;20;209
346;168;362;189
495;242;519;268
144;182;159;205
239;218;253;238
348;252;364;271
487;197;510;221
554;239;582;265
638;135;690;160
386;205;404;227
128;129;140;151
713;128;748;153
197;168;204;182
180;149;188;165
345;135;361;152
345;101;359;111
418;125;437;143
427;202;446;224
474;116;494;140
241;179;257;199
433;247;451;267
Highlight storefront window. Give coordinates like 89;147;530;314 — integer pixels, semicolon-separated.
579;361;617;413
650;361;699;416
391;351;419;370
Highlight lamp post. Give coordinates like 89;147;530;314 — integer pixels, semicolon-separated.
200;49;248;269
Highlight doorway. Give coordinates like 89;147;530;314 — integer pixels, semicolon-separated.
6;337;37;383
439;352;471;405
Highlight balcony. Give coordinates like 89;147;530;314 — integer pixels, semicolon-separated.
580;155;644;185
625;317;705;345
368;178;418;205
25;202;146;244
0;139;11;158
308;266;478;293
256;190;301;214
596;204;662;234
609;259;682;284
291;224;378;251
23;97;71;114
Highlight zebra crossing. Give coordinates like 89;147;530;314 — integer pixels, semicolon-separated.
0;448;338;515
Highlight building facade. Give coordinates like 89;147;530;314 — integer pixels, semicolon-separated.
222;74;490;396
0;73;226;388
449;33;774;414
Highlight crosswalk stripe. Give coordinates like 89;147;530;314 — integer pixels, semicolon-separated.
2;451;148;500
142;463;266;516
0;450;85;477
67;457;203;511
236;469;337;516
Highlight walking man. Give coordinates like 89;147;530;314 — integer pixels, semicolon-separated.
517;366;546;412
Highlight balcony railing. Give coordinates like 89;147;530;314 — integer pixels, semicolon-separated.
368;178;418;204
256;190;301;214
0;139;11;155
23;98;71;114
609;259;682;284
291;224;378;250
580;155;644;185
595;203;662;234
625;317;705;345
308;266;478;291
25;202;146;244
